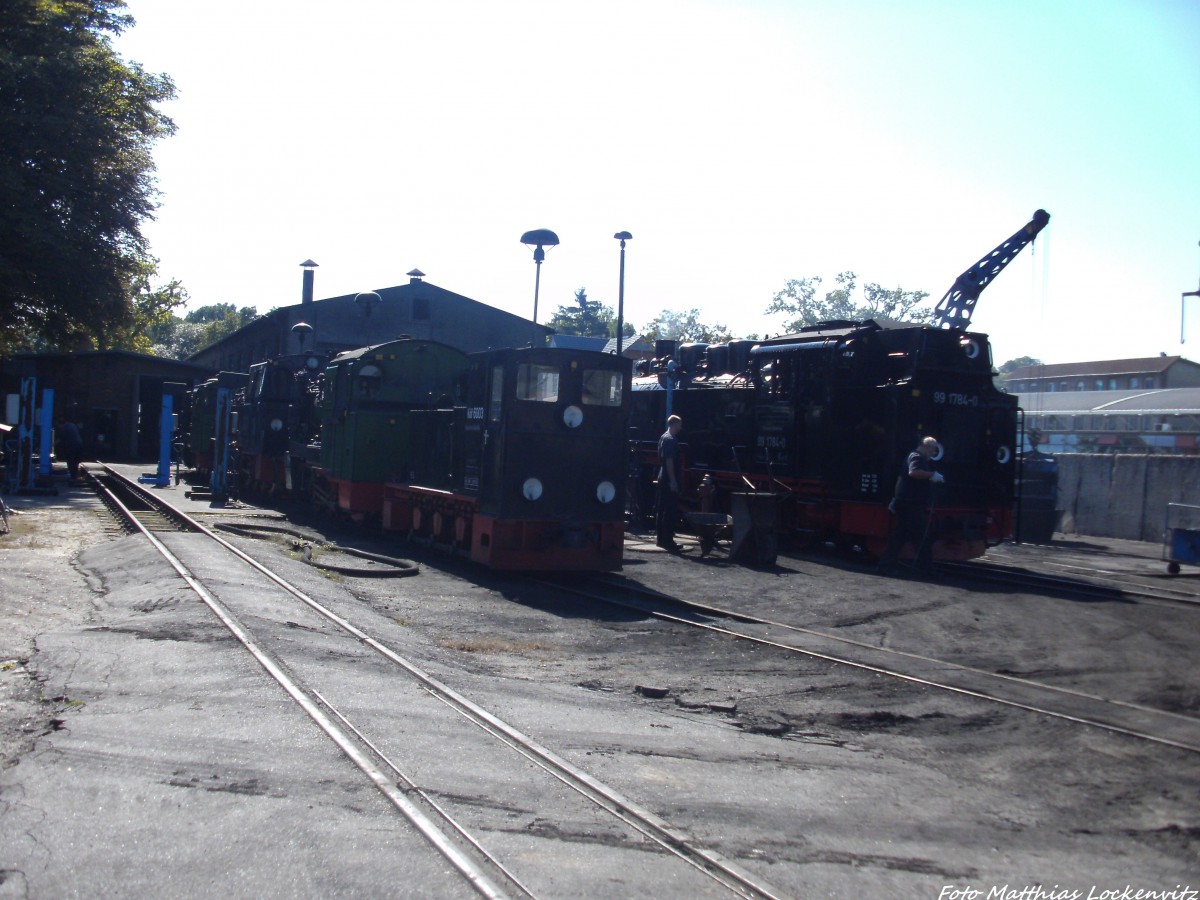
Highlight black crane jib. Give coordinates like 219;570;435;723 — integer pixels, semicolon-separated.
933;209;1050;330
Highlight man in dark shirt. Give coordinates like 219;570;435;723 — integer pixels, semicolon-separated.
656;415;683;552
878;435;944;573
57;419;84;482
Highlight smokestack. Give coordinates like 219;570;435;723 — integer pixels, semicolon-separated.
300;259;318;304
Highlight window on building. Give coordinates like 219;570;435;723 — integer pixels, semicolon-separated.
1131;377;1140;389
1095;380;1104;390
1076;381;1085;391
1146;377;1155;388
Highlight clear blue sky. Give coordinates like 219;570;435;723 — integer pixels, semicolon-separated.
115;0;1200;366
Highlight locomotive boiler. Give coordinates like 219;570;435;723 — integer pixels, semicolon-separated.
631;209;1049;564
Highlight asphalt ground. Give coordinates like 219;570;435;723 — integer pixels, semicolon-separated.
1;465;1197;898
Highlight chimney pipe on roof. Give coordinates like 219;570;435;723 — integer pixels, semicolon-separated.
300;259;318;304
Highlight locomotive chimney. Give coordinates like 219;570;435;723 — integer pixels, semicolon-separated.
300;259;319;305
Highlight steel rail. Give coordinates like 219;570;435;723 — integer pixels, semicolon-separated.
91;470;513;899
570;577;1200;756
940;561;1195;609
100;466;786;900
959;557;1200;608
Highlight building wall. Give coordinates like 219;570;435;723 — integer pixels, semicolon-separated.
2;354;210;461
1005;359;1200;393
1053;453;1200;543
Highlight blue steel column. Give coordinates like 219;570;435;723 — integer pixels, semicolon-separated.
210;386;234;502
140;393;175;487
38;388;54;476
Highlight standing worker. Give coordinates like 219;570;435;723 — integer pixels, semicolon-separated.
878;435;944;574
656;414;683;552
57;417;84;483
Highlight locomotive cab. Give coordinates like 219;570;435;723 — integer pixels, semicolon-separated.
461;347;630;570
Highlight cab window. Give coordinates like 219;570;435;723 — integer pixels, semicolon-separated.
516;364;559;402
583;369;622;406
488;365;504;422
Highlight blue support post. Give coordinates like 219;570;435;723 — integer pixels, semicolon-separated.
38;388;54;476
210;386;234;503
139;393;175;487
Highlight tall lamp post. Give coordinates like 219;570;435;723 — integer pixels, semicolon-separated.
1183;241;1200;344
520;229;559;324
613;231;632;355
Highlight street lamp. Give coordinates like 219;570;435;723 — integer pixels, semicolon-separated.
291;321;313;353
520;229;559;324
355;291;381;318
613;231;632;356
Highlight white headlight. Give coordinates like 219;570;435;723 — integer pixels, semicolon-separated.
522;478;543;501
563;405;583;428
596;480;616;503
270;418;284;432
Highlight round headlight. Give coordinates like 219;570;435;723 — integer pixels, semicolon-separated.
996;445;1012;464
270;418;284;432
563;405;583;428
596;480;616;504
522;478;543;501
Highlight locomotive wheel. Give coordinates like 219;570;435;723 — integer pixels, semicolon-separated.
1168;561;1182;575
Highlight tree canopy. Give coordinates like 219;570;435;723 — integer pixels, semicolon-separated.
643;308;732;344
997;356;1043;375
147;304;259;360
0;0;177;355
546;288;634;339
766;272;933;333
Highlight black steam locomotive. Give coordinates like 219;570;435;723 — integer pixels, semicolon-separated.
630;210;1050;564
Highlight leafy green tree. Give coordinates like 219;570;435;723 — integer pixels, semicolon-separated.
102;267;189;353
197;306;258;351
185;303;240;325
766;272;933;333
0;0;177;355
150;319;207;360
998;356;1043;375
546;288;633;339
644;308;732;344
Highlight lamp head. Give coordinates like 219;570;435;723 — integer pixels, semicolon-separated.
520;229;560;262
355;291;382;317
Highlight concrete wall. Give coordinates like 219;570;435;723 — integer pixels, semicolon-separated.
1055;454;1200;542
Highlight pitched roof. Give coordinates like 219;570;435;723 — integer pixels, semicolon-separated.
1004;356;1189;380
602;336;653;356
548;334;607;351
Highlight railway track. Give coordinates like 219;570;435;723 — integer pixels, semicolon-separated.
90;465;788;900
550;569;1200;756
945;556;1200;609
